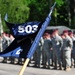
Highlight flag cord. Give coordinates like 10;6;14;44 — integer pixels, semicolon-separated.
18;58;30;75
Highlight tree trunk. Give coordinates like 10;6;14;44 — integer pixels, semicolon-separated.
70;0;75;28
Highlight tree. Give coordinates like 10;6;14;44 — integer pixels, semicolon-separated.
0;0;30;32
28;0;51;21
0;0;75;31
28;0;68;26
70;0;75;28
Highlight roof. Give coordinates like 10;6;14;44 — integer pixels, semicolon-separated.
46;26;71;34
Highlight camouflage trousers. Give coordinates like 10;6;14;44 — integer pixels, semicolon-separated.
63;50;71;68
53;49;62;68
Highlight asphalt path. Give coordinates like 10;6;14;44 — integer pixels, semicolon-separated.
0;62;75;75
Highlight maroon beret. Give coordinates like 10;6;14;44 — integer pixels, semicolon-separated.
63;30;68;33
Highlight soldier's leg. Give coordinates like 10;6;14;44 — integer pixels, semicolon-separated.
57;50;63;70
71;50;74;68
74;57;75;68
34;50;37;67
53;50;57;69
43;51;47;68
53;50;55;67
17;58;23;65
0;46;1;52
2;57;8;63
46;50;51;69
9;57;15;64
50;50;54;66
65;50;71;71
73;50;75;68
62;50;66;69
37;49;41;68
61;50;63;66
41;50;44;65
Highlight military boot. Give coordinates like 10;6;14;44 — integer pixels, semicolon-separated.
66;67;71;71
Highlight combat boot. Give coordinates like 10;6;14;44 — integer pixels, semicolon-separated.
66;67;71;71
74;65;75;68
47;65;50;69
59;65;63;70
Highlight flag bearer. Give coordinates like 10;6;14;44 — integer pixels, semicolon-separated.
42;33;52;69
34;37;44;68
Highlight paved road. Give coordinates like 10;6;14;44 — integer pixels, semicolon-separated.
0;62;75;75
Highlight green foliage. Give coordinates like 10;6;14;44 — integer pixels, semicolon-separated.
0;0;30;23
0;0;75;32
55;0;64;6
28;0;50;21
0;0;30;31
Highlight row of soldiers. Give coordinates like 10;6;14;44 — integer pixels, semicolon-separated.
0;32;15;63
0;32;14;52
0;32;29;64
0;30;75;71
34;29;75;71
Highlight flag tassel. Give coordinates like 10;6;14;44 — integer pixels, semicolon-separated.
18;58;30;75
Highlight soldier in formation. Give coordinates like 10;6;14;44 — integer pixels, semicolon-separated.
1;30;75;72
33;29;74;71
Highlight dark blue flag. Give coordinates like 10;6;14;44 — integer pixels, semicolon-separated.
0;2;56;59
0;21;43;58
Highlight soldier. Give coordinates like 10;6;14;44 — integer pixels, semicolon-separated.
9;34;15;64
73;32;75;68
0;36;2;52
41;34;46;67
1;32;8;63
52;29;63;70
42;33;52;69
50;34;54;66
63;30;73;71
34;37;44;68
61;33;66;69
68;32;75;68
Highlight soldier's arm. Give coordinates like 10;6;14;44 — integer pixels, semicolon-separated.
59;37;63;48
68;38;73;49
40;37;44;46
48;40;53;50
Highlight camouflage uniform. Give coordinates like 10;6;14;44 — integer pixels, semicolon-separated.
61;38;66;68
42;36;52;68
52;34;63;69
71;36;75;67
0;37;2;52
2;36;8;63
34;37;44;67
63;35;73;70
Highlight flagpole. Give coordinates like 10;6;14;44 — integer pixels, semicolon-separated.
18;2;56;75
18;58;30;75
